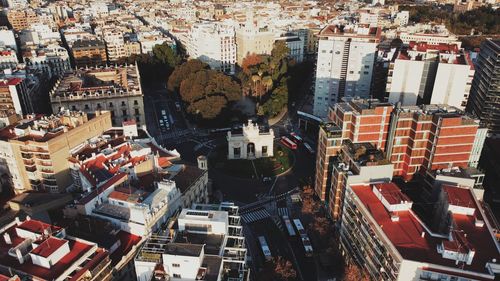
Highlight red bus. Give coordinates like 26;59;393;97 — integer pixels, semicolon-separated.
290;132;302;144
281;136;297;150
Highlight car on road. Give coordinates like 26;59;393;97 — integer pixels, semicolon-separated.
303;142;315;154
175;102;181;111
262;177;273;182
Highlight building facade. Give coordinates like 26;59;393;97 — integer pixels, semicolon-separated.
313;25;380;118
49;64;145;126
71;39;108;67
466;39;500;138
235;12;275;65
227;120;274;159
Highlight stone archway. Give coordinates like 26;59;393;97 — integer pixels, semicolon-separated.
247;143;255;158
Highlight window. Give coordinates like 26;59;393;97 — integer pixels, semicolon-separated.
135;108;140;115
262;146;268;155
173;274;181;278
109;102;113;107
136;117;140;122
121;101;126;106
134;100;138;105
72;106;76;111
122;110;127;116
97;103;101;108
172;263;180;268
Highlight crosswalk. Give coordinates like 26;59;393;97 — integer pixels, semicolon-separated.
278;207;289;217
241;208;271;224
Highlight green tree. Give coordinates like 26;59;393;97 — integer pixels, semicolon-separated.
167;59;209;92
152;42;181;67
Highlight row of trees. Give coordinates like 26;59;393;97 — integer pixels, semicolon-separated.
168;60;241;120
239;41;291;117
401;5;500;35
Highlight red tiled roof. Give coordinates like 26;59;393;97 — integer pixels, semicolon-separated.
69;248;109;281
31;237;68;258
109;231;142;266
78;173;127;205
0;78;22;86
17;219;61;235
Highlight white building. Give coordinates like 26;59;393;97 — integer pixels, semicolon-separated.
0;49;18;70
227;120;274;159
101;28;126;61
23;44;71;78
188;22;236;74
276;34;304;63
394;11;409;26
135;203;248;281
387;42;474;109
399;32;462;47
313;25;380;118
0;28;18;52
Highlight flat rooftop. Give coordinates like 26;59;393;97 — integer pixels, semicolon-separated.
350;182;500;276
174;232;224;255
164;243;203;257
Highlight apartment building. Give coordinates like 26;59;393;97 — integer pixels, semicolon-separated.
188;22;236;74
314;122;343;201
64;123;209;235
0;49;18;70
313;25;380;118
70;39;108;67
387;104;485;180
276;34;304;63
0;78;29;115
6;9;38;31
328;141;393;220
101;29;126;62
387;42;474;109
135;203;248;281
466;39;500;138
235;12;275;65
49;64;145;126
314;99;486;201
23;45;72;78
0;110;112;193
340;181;500;280
0;28;17;52
398;32;462;47
0;217;113;281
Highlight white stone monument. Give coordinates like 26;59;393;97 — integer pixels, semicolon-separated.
227;120;274;159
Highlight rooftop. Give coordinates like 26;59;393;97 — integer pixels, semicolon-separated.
350;182;500;277
164;243;203;257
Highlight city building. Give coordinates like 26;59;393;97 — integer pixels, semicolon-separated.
398;32;462;47
63;123;209;235
135;203;248;281
188;22;236;74
49;64;145;126
100;28;126;62
314;99;486;202
70;39;108;67
276;34;304;63
466;39;500;138
313;25;380;118
227;120;274;159
0;28;18;52
0;110;112;193
6;9;38;31
0;78;28;116
387;42;474;109
0;49;19;70
235;11;276;65
340;181;500;280
0;216;113;281
328;141;393;220
22;45;72;79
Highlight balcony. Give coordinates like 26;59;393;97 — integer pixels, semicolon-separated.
21;153;33;160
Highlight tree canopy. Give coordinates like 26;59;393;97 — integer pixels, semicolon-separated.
257;257;297;281
169;59;241;120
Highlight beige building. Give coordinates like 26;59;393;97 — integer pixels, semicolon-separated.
235;12;275;65
0;110;112;193
124;40;141;57
7;9;38;31
49;64;145;126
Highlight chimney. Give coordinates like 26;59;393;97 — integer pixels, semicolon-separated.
3;233;11;245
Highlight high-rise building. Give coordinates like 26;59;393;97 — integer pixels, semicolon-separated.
313;25;380;118
314;99;486;202
188;22;236;74
49;64;145;126
6;9;38;31
341;181;500;280
466;39;500;138
0;110;112;193
135;203;248;281
387;42;474;109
